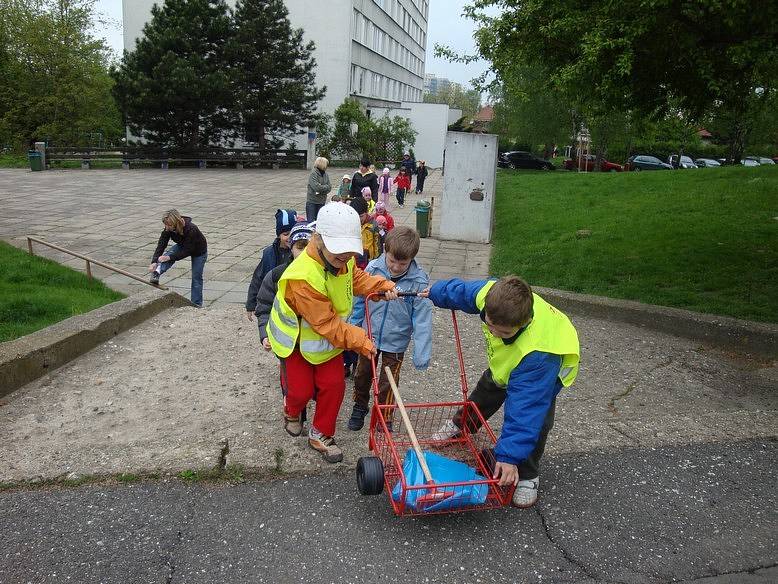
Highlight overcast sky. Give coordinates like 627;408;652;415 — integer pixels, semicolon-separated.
93;0;491;88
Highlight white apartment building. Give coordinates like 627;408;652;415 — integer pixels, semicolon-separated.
122;0;429;116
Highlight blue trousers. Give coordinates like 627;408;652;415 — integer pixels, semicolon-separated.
157;244;207;307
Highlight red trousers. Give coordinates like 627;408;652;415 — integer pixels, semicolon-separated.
280;348;345;437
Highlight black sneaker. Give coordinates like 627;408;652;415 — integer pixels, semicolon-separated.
347;404;369;431
149;272;160;285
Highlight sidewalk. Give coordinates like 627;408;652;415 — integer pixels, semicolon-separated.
0;167;489;306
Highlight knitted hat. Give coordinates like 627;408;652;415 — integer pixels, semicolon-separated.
350;196;368;215
289;221;314;244
342;174;351;181
275;209;297;235
375;201;386;214
382;167;390;174
361;186;372;198
375;215;388;227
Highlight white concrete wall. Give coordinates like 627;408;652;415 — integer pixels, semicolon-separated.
369;102;449;167
438;132;497;243
448;108;463;125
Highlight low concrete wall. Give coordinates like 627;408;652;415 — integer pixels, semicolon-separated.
537;286;778;359
0;289;191;397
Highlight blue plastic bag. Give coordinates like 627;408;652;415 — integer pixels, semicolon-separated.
391;449;489;512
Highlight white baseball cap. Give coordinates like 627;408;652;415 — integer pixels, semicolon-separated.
314;203;362;255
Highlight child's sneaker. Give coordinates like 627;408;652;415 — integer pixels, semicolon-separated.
149;272;160;285
283;411;303;437
431;419;460;441
347;404;369;431
512;478;539;508
308;428;343;463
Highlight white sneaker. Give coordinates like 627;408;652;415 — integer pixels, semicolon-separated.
512;477;539;508
431;419;460;441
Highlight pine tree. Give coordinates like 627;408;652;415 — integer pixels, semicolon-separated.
228;0;325;149
111;0;234;149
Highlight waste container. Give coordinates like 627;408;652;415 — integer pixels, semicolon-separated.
415;200;431;238
28;150;43;172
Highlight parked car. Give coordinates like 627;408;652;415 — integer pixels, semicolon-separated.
695;158;721;168
668;155;698;169
754;157;775;165
625;155;673;171
563;154;623;172
741;158;760;167
498;151;556;170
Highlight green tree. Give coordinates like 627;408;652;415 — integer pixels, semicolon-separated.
228;0;325;149
423;83;481;119
318;98;416;163
0;0;122;150
451;1;778;161
111;0;234;149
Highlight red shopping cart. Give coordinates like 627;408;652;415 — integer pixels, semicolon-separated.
355;292;514;516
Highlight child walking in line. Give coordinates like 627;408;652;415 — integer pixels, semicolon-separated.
377;167;392;207
337;174;352;200
245;209;297;321
361;186;376;215
149;209;208;307
415;160;429;194
347;226;432;431
393;167;411;207
267;204;399;463
373;201;395;231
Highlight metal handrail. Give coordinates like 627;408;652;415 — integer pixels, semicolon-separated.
26;236;168;290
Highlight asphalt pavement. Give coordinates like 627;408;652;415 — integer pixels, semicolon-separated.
1;439;775;584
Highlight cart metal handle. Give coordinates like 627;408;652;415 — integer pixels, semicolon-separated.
361;291;469;403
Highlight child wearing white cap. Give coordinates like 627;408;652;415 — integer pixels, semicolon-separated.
267;204;399;463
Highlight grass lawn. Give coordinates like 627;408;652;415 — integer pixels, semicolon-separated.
0;153;28;168
0;241;126;342
492;165;778;322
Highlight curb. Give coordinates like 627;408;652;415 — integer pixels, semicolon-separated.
0;288;191;397
536;286;778;359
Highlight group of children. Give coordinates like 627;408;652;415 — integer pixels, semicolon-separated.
332;156;428;210
149;158;579;509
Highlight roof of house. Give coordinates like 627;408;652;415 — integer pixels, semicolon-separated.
473;105;494;122
697;128;713;138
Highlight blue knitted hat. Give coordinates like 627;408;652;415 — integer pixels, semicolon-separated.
275;209;297;235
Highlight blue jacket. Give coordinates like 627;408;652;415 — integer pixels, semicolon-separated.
429;278;564;466
350;255;433;369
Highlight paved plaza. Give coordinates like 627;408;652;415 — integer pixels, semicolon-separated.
0;167;490;306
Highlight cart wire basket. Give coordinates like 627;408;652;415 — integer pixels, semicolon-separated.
355;292;514;516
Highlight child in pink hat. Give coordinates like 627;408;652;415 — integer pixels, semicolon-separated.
377;167;392;207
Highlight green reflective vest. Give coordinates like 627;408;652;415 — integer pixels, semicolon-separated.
475;281;580;387
267;250;354;364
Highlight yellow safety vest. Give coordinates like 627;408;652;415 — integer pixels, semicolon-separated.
267;250;354;364
475;281;580;387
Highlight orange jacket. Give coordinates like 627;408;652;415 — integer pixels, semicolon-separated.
285;245;395;356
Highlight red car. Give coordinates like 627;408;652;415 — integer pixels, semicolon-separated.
564;154;623;172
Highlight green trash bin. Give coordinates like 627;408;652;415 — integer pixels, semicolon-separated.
28;150;43;171
415;200;431;238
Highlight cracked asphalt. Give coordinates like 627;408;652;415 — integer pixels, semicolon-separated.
1;439;775;584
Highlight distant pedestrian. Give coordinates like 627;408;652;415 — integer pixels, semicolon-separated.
415;160;428;194
401;152;416;190
245;209;297;320
337;174;352;200
149;209;208;307
351;158;378;202
393;167;411;207
306;156;332;222
377;167;392;207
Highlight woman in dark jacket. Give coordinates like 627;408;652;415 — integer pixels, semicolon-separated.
350;158;379;202
306;157;331;221
149;209;208;307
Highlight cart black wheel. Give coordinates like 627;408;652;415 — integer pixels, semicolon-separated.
356;456;384;496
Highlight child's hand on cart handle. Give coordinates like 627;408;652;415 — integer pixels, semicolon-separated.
494;462;519;487
417;287;430;298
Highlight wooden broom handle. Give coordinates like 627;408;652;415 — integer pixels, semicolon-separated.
385;366;434;483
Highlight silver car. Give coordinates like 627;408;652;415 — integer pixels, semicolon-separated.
694;158;721;168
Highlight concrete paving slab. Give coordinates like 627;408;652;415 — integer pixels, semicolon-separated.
0;306;774;483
